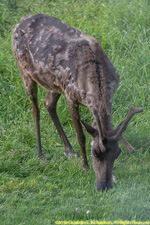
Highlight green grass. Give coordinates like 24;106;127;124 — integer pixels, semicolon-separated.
0;0;150;224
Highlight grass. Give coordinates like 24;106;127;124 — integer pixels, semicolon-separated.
0;0;150;224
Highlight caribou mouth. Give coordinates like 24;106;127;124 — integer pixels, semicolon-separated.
96;181;112;191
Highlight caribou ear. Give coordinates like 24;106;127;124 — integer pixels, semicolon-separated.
81;120;106;153
80;120;98;137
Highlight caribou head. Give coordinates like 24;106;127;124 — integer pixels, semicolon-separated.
82;106;143;191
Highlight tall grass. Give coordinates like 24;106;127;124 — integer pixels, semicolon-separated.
0;0;150;224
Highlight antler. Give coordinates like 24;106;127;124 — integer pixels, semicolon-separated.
119;136;135;153
93;108;106;152
112;106;143;152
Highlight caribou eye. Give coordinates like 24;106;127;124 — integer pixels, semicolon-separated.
117;147;121;157
92;149;100;160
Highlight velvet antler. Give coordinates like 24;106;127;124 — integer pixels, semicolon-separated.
112;106;143;152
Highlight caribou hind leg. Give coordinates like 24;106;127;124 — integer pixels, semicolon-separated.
22;75;44;158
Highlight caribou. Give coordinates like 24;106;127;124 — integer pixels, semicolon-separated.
12;14;143;191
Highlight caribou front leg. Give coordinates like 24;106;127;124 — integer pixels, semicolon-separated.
44;91;76;157
68;101;89;170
